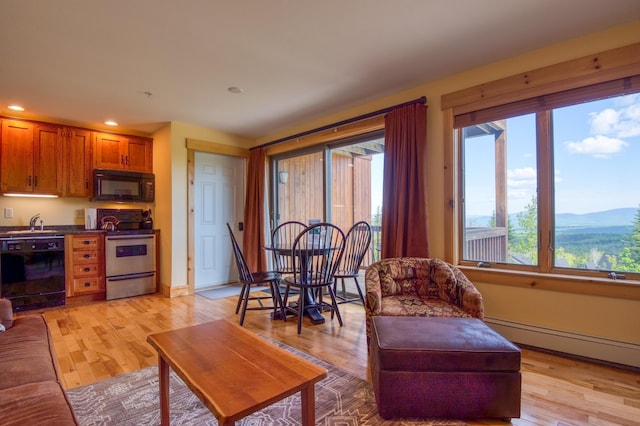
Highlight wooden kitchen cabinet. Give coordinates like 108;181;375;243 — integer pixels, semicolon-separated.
0;119;63;195
1;117;153;197
64;127;93;197
65;234;106;304
94;132;153;173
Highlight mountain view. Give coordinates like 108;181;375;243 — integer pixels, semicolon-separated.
467;207;636;230
555;208;636;229
467;207;638;270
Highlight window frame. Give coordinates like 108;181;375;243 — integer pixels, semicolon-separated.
442;42;640;301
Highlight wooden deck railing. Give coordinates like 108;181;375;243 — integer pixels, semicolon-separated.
464;227;508;263
360;225;507;269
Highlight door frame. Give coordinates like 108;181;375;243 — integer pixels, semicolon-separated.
186;138;249;294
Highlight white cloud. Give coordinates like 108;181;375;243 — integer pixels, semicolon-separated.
614;93;639;107
508;188;530;199
589;108;619;134
616;103;640;138
554;170;562;184
564;135;628;159
589;94;640;138
507;167;536;188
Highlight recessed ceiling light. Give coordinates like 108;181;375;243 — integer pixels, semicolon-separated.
228;86;243;94
105;120;118;126
8;105;24;111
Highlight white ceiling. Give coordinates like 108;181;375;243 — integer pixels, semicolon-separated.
1;0;639;139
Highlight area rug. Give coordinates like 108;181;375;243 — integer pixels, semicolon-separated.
197;284;268;300
66;338;463;425
198;284;292;301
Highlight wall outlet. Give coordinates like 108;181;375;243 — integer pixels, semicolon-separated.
4;207;13;219
76;209;85;219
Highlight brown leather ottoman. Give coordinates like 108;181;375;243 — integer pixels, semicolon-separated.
369;316;521;420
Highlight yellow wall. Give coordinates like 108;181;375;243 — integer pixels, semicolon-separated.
153;121;252;293
255;20;640;345
0;197;151;228
151;123;173;293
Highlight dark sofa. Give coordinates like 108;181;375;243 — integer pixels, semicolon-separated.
0;298;79;425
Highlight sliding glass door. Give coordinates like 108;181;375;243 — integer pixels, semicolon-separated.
270;133;384;264
272;150;325;226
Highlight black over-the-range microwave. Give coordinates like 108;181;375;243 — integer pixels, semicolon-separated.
92;169;155;202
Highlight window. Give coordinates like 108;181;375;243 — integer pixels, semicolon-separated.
457;86;640;281
552;96;640;274
273;150;325;225
270;133;384;266
462;114;537;266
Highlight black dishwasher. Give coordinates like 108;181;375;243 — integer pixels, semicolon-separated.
0;236;65;312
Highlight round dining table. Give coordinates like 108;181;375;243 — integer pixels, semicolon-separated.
264;243;335;324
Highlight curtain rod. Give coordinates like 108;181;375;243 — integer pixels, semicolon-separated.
252;95;427;150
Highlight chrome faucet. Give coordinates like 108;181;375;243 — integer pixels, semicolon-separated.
29;213;41;231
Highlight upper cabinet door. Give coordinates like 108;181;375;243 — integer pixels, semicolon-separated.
125;137;153;173
33;123;64;195
1;119;34;193
65;128;93;197
94;132;127;170
0;120;64;195
94;132;153;173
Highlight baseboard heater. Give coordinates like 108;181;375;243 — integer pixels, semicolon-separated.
484;317;640;369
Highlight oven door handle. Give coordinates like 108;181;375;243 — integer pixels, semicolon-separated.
106;235;155;241
107;272;155;281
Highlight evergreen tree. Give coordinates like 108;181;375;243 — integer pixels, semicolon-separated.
629;206;640;264
609;205;640;272
371;205;382;226
488;211;496;227
510;195;538;263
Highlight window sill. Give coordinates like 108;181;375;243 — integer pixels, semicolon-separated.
458;266;640;301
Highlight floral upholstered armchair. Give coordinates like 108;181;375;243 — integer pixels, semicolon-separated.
364;257;484;342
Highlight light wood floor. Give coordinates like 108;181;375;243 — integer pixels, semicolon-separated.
29;292;640;425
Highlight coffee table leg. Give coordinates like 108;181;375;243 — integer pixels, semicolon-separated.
300;385;316;426
159;355;170;426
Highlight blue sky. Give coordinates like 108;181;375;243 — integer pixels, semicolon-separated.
371;154;383;214
464;93;640;217
368;93;639;219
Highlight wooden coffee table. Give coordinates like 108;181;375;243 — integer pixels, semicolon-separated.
147;319;327;425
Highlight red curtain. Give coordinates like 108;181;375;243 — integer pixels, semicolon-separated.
380;103;430;259
243;147;267;271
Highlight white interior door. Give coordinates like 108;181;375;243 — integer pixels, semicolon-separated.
194;151;245;289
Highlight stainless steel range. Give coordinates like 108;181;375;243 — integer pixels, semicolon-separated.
98;209;156;300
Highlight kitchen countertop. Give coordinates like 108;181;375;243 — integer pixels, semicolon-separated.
0;226;156;238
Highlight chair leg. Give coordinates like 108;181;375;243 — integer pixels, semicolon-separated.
317;287;324;310
235;284;247;314
270;280;286;321
281;285;291;323
239;284;251;326
326;286;343;326
296;290;305;334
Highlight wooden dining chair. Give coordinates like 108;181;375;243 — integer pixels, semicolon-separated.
226;223;285;326
270;221;307;276
270;221;307;299
333;221;372;305
281;222;345;334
